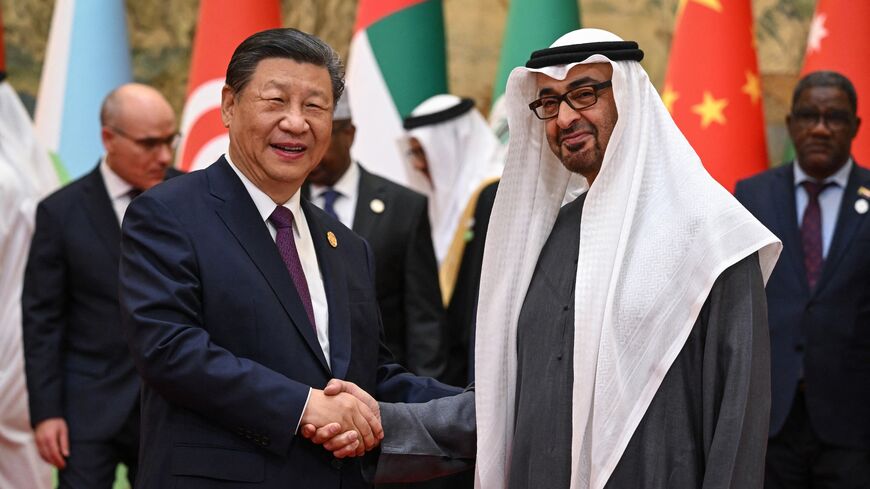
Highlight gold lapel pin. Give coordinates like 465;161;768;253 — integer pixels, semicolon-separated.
327;231;338;248
370;198;385;214
858;186;870;199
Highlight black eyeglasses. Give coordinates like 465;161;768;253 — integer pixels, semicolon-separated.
110;126;180;151
790;109;855;132
529;80;613;120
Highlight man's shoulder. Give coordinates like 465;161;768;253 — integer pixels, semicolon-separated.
734;163;793;203
39;166;100;210
143;166;210;207
736;163;791;189
358;166;427;206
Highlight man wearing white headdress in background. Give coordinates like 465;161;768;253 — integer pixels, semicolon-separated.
306;28;782;489
402;96;502;301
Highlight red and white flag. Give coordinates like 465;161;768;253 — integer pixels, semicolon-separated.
663;0;769;191
176;0;281;172
799;0;870;164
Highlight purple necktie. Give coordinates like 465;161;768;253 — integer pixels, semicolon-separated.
269;206;316;330
801;181;832;290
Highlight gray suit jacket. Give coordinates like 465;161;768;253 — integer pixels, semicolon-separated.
375;391;476;483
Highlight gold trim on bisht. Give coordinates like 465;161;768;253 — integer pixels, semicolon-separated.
438;176;500;306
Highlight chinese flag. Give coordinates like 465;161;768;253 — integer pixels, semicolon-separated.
663;0;768;192
176;0;281;172
800;0;870;165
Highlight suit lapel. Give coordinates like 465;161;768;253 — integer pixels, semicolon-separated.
352;168;383;238
208;159;330;374
771;163;810;294
816;164;870;295
82;165;122;263
304;200;351;379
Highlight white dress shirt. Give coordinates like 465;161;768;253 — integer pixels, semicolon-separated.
100;157;138;225
225;154;331;363
309;161;360;228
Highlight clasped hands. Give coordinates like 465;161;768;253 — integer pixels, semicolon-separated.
300;379;382;458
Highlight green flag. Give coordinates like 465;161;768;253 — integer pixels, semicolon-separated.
490;0;580;145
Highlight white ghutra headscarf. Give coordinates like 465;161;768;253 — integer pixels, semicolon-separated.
473;28;781;489
403;95;503;264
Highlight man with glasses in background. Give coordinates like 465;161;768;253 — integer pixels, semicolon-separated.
736;70;869;488
22;83;180;488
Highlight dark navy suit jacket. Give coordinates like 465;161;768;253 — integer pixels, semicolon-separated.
352;166;445;378
735;162;870;450
119;157;458;488
22;164;178;442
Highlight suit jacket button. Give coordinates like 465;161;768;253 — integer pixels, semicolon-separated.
795;344;805;352
331;459;344;470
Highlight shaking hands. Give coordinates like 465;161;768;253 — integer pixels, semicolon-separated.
300;379;382;458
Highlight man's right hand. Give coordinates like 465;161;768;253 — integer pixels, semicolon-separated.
300;387;383;456
34;417;69;469
302;379;384;458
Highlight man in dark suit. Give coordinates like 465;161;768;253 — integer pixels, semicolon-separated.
22;83;179;488
735;70;869;488
118;28;458;488
306;93;446;379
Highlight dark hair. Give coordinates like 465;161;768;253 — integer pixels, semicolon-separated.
225;28;345;104
792;70;858;113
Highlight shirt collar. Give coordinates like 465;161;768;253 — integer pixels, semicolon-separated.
309;161;360;200
100;156;136;200
225;153;303;224
794;158;853;188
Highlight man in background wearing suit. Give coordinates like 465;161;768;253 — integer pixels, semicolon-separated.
307;93;446;379
118;28;458;488
735;70;869;488
22;83;179;488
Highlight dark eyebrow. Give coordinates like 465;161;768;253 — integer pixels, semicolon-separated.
537;76;602;97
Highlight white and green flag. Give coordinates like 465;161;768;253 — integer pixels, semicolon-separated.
346;0;448;186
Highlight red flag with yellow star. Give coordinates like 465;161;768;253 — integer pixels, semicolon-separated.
799;0;869;164
662;0;768;192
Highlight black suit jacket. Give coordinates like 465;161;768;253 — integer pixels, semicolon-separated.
735;162;870;449
21;163;179;441
352;166;445;378
118;158;458;488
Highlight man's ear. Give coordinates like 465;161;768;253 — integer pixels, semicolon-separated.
220;84;236;129
101;126;116;151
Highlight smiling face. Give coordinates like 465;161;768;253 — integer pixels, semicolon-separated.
535;63;618;184
221;57;334;203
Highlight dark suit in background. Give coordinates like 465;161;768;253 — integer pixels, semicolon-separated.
736;162;870;485
351;166;445;378
22;163;179;487
120;158;457;488
441;180;498;386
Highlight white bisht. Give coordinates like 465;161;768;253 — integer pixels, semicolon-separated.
0;80;58;489
473;28;781;489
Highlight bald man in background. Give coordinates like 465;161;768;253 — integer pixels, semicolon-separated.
22;83;180;488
